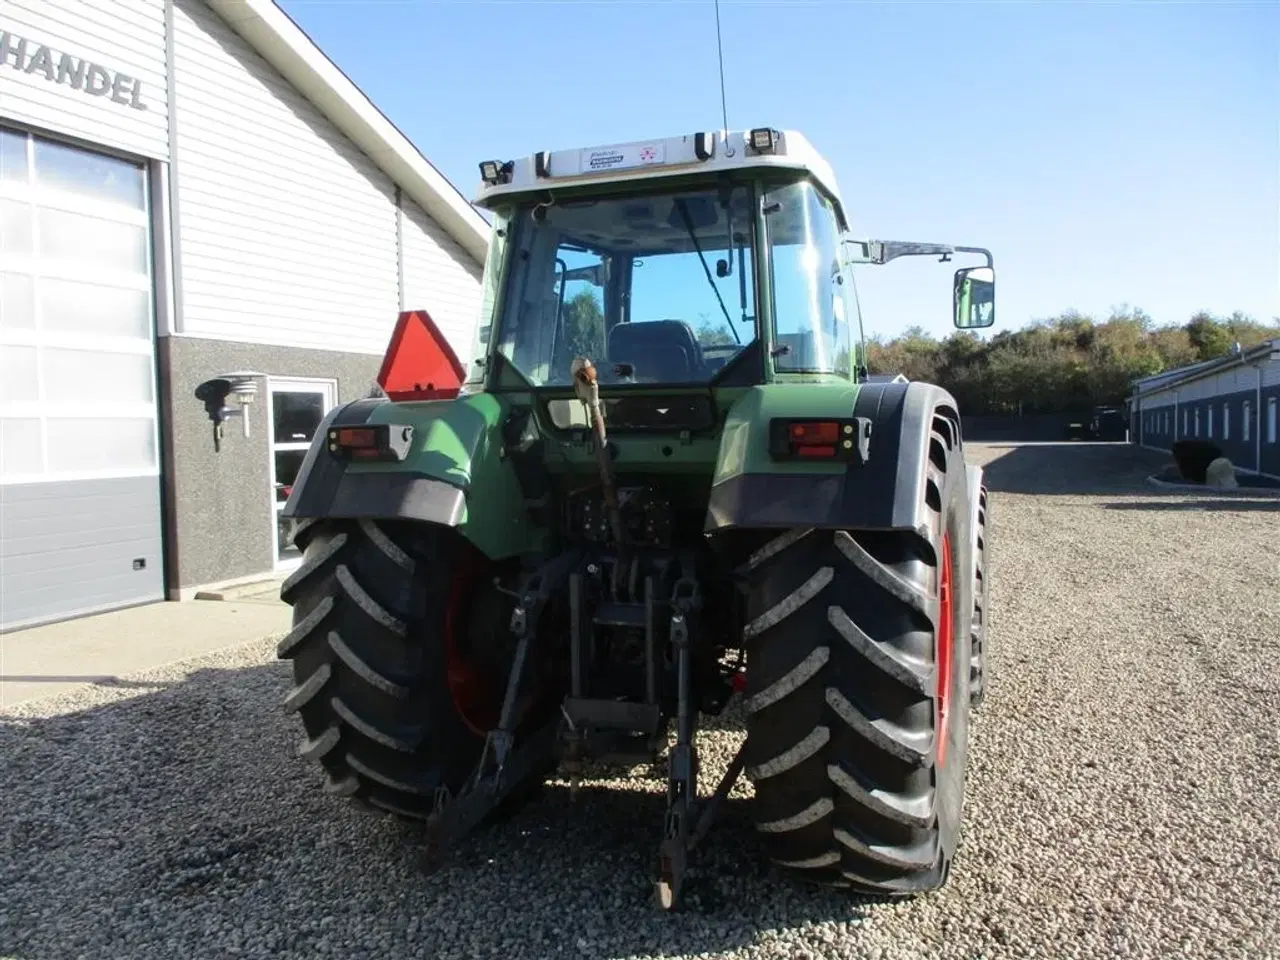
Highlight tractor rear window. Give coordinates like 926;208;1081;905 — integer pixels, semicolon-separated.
491;184;758;387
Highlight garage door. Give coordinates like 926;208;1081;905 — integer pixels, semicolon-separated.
0;124;164;632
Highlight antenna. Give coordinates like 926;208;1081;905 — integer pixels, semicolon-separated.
714;0;732;155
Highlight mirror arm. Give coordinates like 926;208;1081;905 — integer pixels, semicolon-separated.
952;245;994;269
869;241;954;264
843;240;994;270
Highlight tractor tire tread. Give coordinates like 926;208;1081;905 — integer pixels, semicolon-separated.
277;518;521;821
742;411;972;896
970;486;990;708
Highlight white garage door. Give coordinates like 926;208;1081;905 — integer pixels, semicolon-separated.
0;124;164;632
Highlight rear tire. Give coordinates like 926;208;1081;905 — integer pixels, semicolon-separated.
969;486;989;709
740;413;973;894
277;518;553;819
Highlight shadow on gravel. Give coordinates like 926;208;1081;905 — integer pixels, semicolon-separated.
976;442;1172;496
1099;499;1280;513
0;660;881;960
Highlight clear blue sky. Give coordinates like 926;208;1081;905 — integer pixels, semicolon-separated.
278;0;1279;342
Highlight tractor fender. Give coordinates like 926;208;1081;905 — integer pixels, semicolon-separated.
281;392;536;560
704;381;969;537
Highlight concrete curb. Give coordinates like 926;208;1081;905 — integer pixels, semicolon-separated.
0;632;288;715
194;576;286;602
1146;474;1280;497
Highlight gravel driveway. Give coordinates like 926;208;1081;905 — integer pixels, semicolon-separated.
3;442;1278;960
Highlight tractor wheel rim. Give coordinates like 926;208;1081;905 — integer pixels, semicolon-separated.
443;566;504;737
937;530;955;768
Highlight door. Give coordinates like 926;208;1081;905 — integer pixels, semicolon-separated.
0;124;164;631
268;377;336;569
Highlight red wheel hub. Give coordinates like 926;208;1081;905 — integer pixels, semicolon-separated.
443;561;506;737
936;531;955;768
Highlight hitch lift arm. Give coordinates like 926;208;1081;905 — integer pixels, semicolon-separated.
417;546;748;912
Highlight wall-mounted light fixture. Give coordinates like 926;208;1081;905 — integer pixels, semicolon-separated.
193;371;265;451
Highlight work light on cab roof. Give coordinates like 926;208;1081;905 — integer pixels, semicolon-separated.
475;126;847;221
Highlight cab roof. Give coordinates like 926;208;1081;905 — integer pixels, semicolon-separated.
473;127;847;228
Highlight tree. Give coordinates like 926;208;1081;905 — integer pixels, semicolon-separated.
553;289;605;371
695;318;736;347
1185;312;1234;361
855;305;1266;416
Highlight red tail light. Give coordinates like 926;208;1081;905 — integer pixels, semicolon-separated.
791;421;840;445
327;423;414;461
768;417;873;464
376;309;466;402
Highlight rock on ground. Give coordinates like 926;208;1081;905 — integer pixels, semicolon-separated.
1205;457;1239;488
2;442;1277;960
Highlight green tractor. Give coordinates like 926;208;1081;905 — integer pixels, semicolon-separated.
276;126;995;909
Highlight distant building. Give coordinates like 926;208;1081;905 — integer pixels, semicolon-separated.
1128;339;1280;479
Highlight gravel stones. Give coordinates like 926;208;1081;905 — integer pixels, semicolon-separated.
2;442;1277;959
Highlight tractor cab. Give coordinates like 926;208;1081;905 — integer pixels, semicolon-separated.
465;128;991;401
464;128;996;402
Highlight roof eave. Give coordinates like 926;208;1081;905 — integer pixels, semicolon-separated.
203;0;490;264
1131;338;1280;396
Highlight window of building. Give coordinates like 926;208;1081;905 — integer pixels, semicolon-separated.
1195;408;1200;437
1243;401;1251;443
1269;399;1278;444
1223;403;1230;440
268;378;337;567
1183;408;1189;435
1207;405;1214;438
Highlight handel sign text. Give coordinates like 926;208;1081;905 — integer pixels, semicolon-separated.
0;28;148;111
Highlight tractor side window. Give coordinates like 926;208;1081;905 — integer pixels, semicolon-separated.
466;208;512;385
834;253;863;379
766;180;851;376
495;214;610;385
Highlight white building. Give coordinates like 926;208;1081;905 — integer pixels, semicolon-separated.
1129;339;1280;480
0;0;489;631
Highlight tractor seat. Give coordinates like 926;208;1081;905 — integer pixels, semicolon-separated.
607;320;703;383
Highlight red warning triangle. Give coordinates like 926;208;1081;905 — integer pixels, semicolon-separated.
376;310;466;402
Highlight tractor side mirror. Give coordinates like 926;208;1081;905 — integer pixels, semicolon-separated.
953;266;995;329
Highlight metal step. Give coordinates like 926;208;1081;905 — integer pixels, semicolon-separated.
591;602;648;628
562;697;661;736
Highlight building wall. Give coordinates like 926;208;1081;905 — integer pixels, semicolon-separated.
160;0;485;590
3;0;488;616
0;475;165;629
0;0;170;160
1263;389;1280;479
399;192;482;361
1135;359;1280;477
158;335;379;594
169;0;401;354
1;3;173;629
168;0;483;364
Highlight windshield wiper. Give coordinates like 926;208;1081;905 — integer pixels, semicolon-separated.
673;198;740;344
